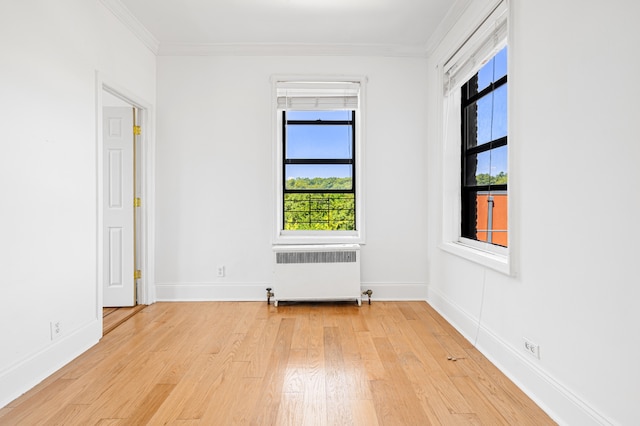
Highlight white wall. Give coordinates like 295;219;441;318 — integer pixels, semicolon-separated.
0;0;156;407
7;0;636;422
155;55;429;301
426;1;640;424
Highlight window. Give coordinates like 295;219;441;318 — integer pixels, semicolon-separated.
283;110;355;230
440;1;510;273
273;78;365;244
461;47;508;247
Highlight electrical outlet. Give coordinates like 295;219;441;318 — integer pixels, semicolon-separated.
50;321;62;340
523;337;540;359
216;265;225;277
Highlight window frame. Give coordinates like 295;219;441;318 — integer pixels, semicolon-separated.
282;110;356;230
272;76;366;245
460;67;508;247
439;1;512;274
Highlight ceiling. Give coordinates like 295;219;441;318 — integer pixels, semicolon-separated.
114;0;461;55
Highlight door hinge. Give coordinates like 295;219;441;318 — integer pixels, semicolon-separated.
133;125;141;135
134;197;141;208
134;270;142;280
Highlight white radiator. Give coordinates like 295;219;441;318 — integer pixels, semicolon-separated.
272;244;361;306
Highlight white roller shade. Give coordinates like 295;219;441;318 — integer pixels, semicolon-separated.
276;81;360;110
443;1;508;95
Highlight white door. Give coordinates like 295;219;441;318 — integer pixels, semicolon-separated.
103;107;135;307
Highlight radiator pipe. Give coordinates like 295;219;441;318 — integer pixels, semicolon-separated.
362;289;373;305
266;288;274;305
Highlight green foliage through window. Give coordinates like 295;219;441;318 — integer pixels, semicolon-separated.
285;177;352;191
475;172;507;186
284;181;355;231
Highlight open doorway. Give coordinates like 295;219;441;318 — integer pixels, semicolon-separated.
97;78;154;336
101;89;143;312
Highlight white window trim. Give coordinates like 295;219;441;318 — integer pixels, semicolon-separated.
439;1;513;275
271;75;366;245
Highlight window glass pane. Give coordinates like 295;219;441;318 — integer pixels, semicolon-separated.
461;46;508;249
475;191;508;247
287;110;352;121
488;145;508;184
465;145;508;186
476;94;493;145
466;150;488;186
491;84;508;140
286;125;352;159
284;193;355;230
493;47;508;81
465;83;508;148
477;60;494;93
476;46;508;92
285;165;352;190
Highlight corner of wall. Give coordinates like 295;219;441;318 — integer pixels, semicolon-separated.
426;287;616;426
0;320;101;409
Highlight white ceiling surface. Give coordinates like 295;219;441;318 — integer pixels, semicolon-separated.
116;0;458;55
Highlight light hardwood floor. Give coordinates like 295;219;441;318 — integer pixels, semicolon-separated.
0;302;556;425
103;305;147;336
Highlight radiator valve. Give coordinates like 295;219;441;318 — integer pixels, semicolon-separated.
266;287;274;305
362;289;373;305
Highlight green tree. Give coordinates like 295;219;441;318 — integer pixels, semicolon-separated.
475;172;507;185
284;179;355;230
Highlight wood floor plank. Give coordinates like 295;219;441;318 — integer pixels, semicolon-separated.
102;305;146;335
243;315;283;378
223;374;263;425
351;399;380;426
463;345;555;424
0;378;78;424
176;333;245;420
371;379;419;426
2;301;556;425
127;383;176;424
281;352;308;393
250;317;295;425
274;391;304;426
324;326;354;425
344;360;373;401
451;375;512;425
290;306;311;350
372;336;433;425
196;361;252;424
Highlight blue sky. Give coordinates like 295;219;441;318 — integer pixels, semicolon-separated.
285;110;353;180
474;46;508;181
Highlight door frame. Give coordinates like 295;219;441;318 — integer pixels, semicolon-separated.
96;72;155;323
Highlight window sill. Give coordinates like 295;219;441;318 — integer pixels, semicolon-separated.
274;230;364;246
439;240;511;275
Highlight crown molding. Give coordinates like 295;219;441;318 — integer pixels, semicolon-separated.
425;0;473;57
97;0;470;59
98;0;159;55
157;42;428;58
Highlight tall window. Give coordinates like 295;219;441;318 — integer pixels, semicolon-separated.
283;110;355;230
440;1;509;272
461;47;508;247
273;79;364;243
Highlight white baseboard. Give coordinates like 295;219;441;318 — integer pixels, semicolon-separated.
155;282;271;301
427;286;614;426
360;282;427;300
0;320;101;409
155;282;427;302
